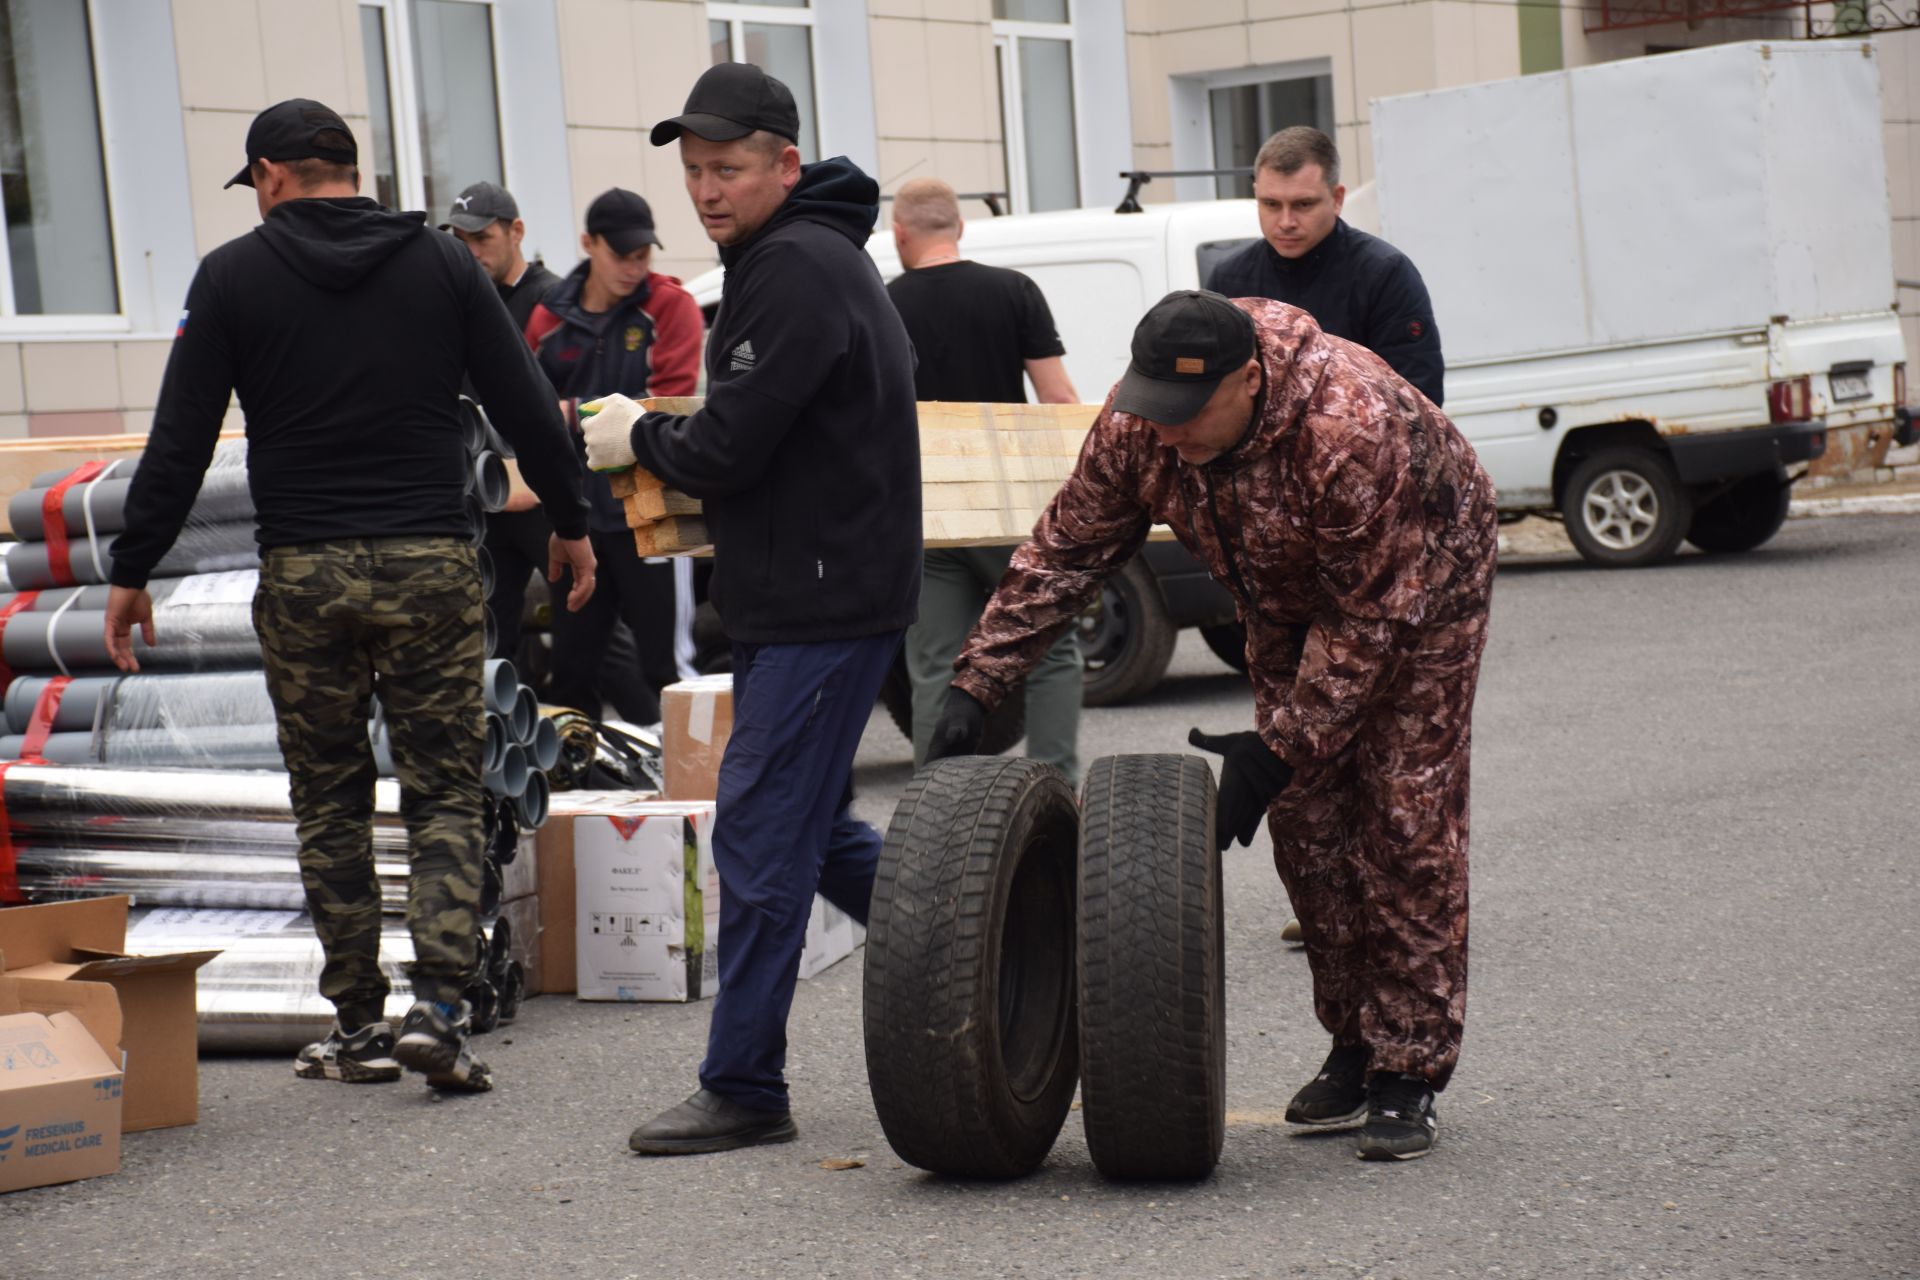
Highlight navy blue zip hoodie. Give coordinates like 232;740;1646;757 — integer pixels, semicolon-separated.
112;197;589;587
627;158;921;645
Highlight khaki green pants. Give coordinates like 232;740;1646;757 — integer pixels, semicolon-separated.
254;536;487;1019
905;546;1083;785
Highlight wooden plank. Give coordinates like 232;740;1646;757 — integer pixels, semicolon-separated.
625;486;703;522
631;516;711;556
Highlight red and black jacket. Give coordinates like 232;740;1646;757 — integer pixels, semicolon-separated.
525;261;701;532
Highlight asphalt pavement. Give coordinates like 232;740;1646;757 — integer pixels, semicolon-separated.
5;515;1916;1279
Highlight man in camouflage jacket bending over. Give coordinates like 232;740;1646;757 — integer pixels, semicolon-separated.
926;290;1497;1162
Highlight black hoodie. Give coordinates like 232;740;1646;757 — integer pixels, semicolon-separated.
629;158;920;645
111;197;590;588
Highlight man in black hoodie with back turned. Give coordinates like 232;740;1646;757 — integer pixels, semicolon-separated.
582;64;920;1156
102;100;596;1095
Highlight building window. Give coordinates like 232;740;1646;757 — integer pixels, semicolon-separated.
0;0;118;319
360;0;504;215
708;3;819;163
1209;72;1333;199
993;0;1077;214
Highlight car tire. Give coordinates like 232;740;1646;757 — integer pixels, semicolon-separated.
1686;467;1791;554
1076;557;1177;707
1563;447;1693;568
878;655;1027;758
1078;754;1225;1180
1198;622;1250;673
864;758;1081;1178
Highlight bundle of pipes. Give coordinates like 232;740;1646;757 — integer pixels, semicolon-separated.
3;763;518;918
125;906;523;1053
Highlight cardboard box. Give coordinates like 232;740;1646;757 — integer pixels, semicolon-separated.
0;898;216;1132
498;895;543;997
532;791;658;993
0;1000;124;1194
575;802;720;1002
500;829;538;904
798;898;865;982
661;676;733;801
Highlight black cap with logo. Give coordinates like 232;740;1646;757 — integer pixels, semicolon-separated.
225;99;358;189
585;188;662;254
649;62;800;147
1112;291;1258;425
441;181;520;233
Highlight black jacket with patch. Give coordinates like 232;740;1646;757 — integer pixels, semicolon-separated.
112;197;589;588
628;158;921;645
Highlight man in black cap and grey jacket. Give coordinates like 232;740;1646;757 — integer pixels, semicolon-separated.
103;98;596;1096
582;63;920;1156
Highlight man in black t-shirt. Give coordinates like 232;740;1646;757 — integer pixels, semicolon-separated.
886;177;1084;782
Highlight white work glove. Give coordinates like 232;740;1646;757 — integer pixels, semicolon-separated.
579;393;641;472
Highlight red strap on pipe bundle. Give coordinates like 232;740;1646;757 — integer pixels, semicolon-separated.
42;460;109;588
0;589;42;693
0;760;21;903
18;675;72;762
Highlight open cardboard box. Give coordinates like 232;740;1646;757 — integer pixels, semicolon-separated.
0;897;217;1132
0;975;125;1192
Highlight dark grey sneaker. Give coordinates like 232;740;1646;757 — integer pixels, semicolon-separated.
628;1089;798;1156
1356;1072;1438;1161
394;999;493;1093
1285;1044;1369;1126
294;1020;400;1083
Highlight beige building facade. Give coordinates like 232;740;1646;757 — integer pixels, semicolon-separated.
0;0;1912;448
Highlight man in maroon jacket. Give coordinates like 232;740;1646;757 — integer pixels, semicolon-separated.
928;290;1497;1161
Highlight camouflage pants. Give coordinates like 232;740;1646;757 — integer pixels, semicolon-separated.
254;536;488;1017
1266;605;1490;1091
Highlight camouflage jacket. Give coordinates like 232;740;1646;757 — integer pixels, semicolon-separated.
954;299;1498;766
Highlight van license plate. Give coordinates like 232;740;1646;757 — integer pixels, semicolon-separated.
1829;370;1870;402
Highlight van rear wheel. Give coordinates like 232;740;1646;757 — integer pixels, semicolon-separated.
1563;447;1692;568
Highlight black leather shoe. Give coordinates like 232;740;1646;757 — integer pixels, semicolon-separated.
1284;1044;1369;1126
628;1088;798;1156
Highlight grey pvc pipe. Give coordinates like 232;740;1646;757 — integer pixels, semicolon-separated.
30;455;143;488
529;715;560;772
483;658;517;715
484;740;527;798
511;768;549;828
0;733;99;764
510;684;538;745
465;496;487;548
2;605;260;674
470;451;510;513
484;607;497;660
3;675;119;733
459;396;491;457
478;545;494;597
3;726;285;769
0;573;251;616
10;467;253;541
484;714;506;773
5;521;257;591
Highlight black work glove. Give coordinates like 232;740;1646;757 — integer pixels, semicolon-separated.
924;688;988;764
1188;728;1295;852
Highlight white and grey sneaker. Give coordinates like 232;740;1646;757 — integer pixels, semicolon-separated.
394;999;493;1093
294;1020;401;1083
1356;1072;1438;1161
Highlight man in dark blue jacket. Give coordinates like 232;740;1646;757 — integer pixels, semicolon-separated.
584;63;920;1156
1206;127;1444;408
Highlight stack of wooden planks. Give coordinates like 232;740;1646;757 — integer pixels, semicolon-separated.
608;398;1102;558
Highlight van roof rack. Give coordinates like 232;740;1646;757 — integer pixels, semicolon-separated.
1115;169;1252;214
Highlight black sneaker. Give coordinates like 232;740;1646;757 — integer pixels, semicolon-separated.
1356;1072;1438;1160
394;999;493;1093
628;1089;798;1156
293;1020;400;1083
1285;1044;1369;1126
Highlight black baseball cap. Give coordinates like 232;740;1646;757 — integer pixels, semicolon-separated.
585;188;662;254
1112;291;1258;424
225;99;357;189
650;62;800;147
441;181;519;232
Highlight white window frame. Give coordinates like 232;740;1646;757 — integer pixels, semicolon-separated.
1168;57;1333;205
361;0;506;215
706;1;824;160
0;0;126;333
992;12;1081;216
